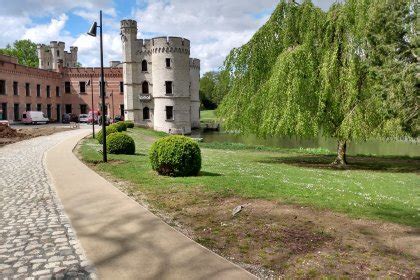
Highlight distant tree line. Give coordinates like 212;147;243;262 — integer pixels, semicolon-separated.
212;0;418;165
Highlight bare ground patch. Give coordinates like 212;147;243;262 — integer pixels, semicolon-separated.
92;172;419;279
0;125;74;146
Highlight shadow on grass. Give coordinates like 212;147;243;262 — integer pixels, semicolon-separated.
258;154;420;173
199;171;223;177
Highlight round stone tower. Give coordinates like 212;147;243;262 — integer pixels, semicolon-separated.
120;19;200;134
121;19;141;123
151;37;192;134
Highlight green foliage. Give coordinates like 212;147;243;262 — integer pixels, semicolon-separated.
96;125;118;144
114;121;127;132
149;135;202;177
217;0;418;148
200;71;230;109
124;121;135;128
0;39;38;68
106;132;135;155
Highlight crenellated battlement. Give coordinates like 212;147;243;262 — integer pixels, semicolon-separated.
136;36;191;55
189;58;200;69
150;36;190;49
121;19;137;29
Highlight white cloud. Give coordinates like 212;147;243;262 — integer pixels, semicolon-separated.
22;14;69;43
73;32;122;67
73;7;117;22
0;16;31;47
0;0;114;17
134;0;278;72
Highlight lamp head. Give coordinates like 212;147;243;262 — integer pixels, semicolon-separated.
87;22;97;37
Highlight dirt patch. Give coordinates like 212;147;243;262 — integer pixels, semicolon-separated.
109;183;419;279
0;125;74;146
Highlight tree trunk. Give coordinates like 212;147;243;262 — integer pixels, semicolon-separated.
332;140;347;166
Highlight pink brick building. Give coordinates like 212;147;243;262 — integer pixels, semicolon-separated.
0;44;124;123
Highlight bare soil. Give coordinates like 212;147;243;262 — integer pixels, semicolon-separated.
0;125;74;146
104;178;420;279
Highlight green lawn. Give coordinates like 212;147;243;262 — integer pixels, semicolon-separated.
80;127;420;227
200;109;217;123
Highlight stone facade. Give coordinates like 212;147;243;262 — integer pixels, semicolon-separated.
121;19;200;134
0;43;124;123
38;41;78;70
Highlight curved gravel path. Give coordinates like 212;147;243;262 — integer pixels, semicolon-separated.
0;128;94;279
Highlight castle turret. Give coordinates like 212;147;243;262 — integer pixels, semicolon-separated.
121;19;141;123
70;46;78;67
37;41;79;70
189;58;200;128
151;36;192;134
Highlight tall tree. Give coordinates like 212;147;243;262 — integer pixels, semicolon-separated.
200;71;230;109
200;71;218;109
217;0;418;165
0;39;38;68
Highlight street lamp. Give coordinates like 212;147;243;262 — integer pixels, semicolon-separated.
87;10;107;162
86;78;95;138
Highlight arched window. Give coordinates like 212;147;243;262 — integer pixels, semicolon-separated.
143;107;150;120
142;81;149;94
141;60;147;71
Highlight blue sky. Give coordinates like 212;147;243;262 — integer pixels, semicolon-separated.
0;0;338;72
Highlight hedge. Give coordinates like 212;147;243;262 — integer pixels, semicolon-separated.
96;125;118;144
113;121;127;132
124;121;134;128
106;132;135;155
149;135;201;177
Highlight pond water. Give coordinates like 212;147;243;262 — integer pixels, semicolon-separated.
193;131;420;157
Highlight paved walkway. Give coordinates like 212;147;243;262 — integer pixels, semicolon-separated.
45;130;256;279
0;129;94;279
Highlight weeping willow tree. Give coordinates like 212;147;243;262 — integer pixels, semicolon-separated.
217;0;418;165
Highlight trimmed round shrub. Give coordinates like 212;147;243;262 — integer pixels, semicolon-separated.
149;135;201;177
106;132;135;155
125;121;134;128
96;125;118;144
113;121;127;132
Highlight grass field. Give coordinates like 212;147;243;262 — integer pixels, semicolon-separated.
200;109;217;123
79;127;419;278
81;127;419;227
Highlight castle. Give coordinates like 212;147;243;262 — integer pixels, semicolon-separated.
120;19;200;134
37;41;79;70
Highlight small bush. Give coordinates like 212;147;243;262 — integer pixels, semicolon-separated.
125;121;134;128
106;132;135;155
113;121;127;132
149;135;201;177
96;125;118;144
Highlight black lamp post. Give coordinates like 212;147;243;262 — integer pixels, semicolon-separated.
87;10;107;162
